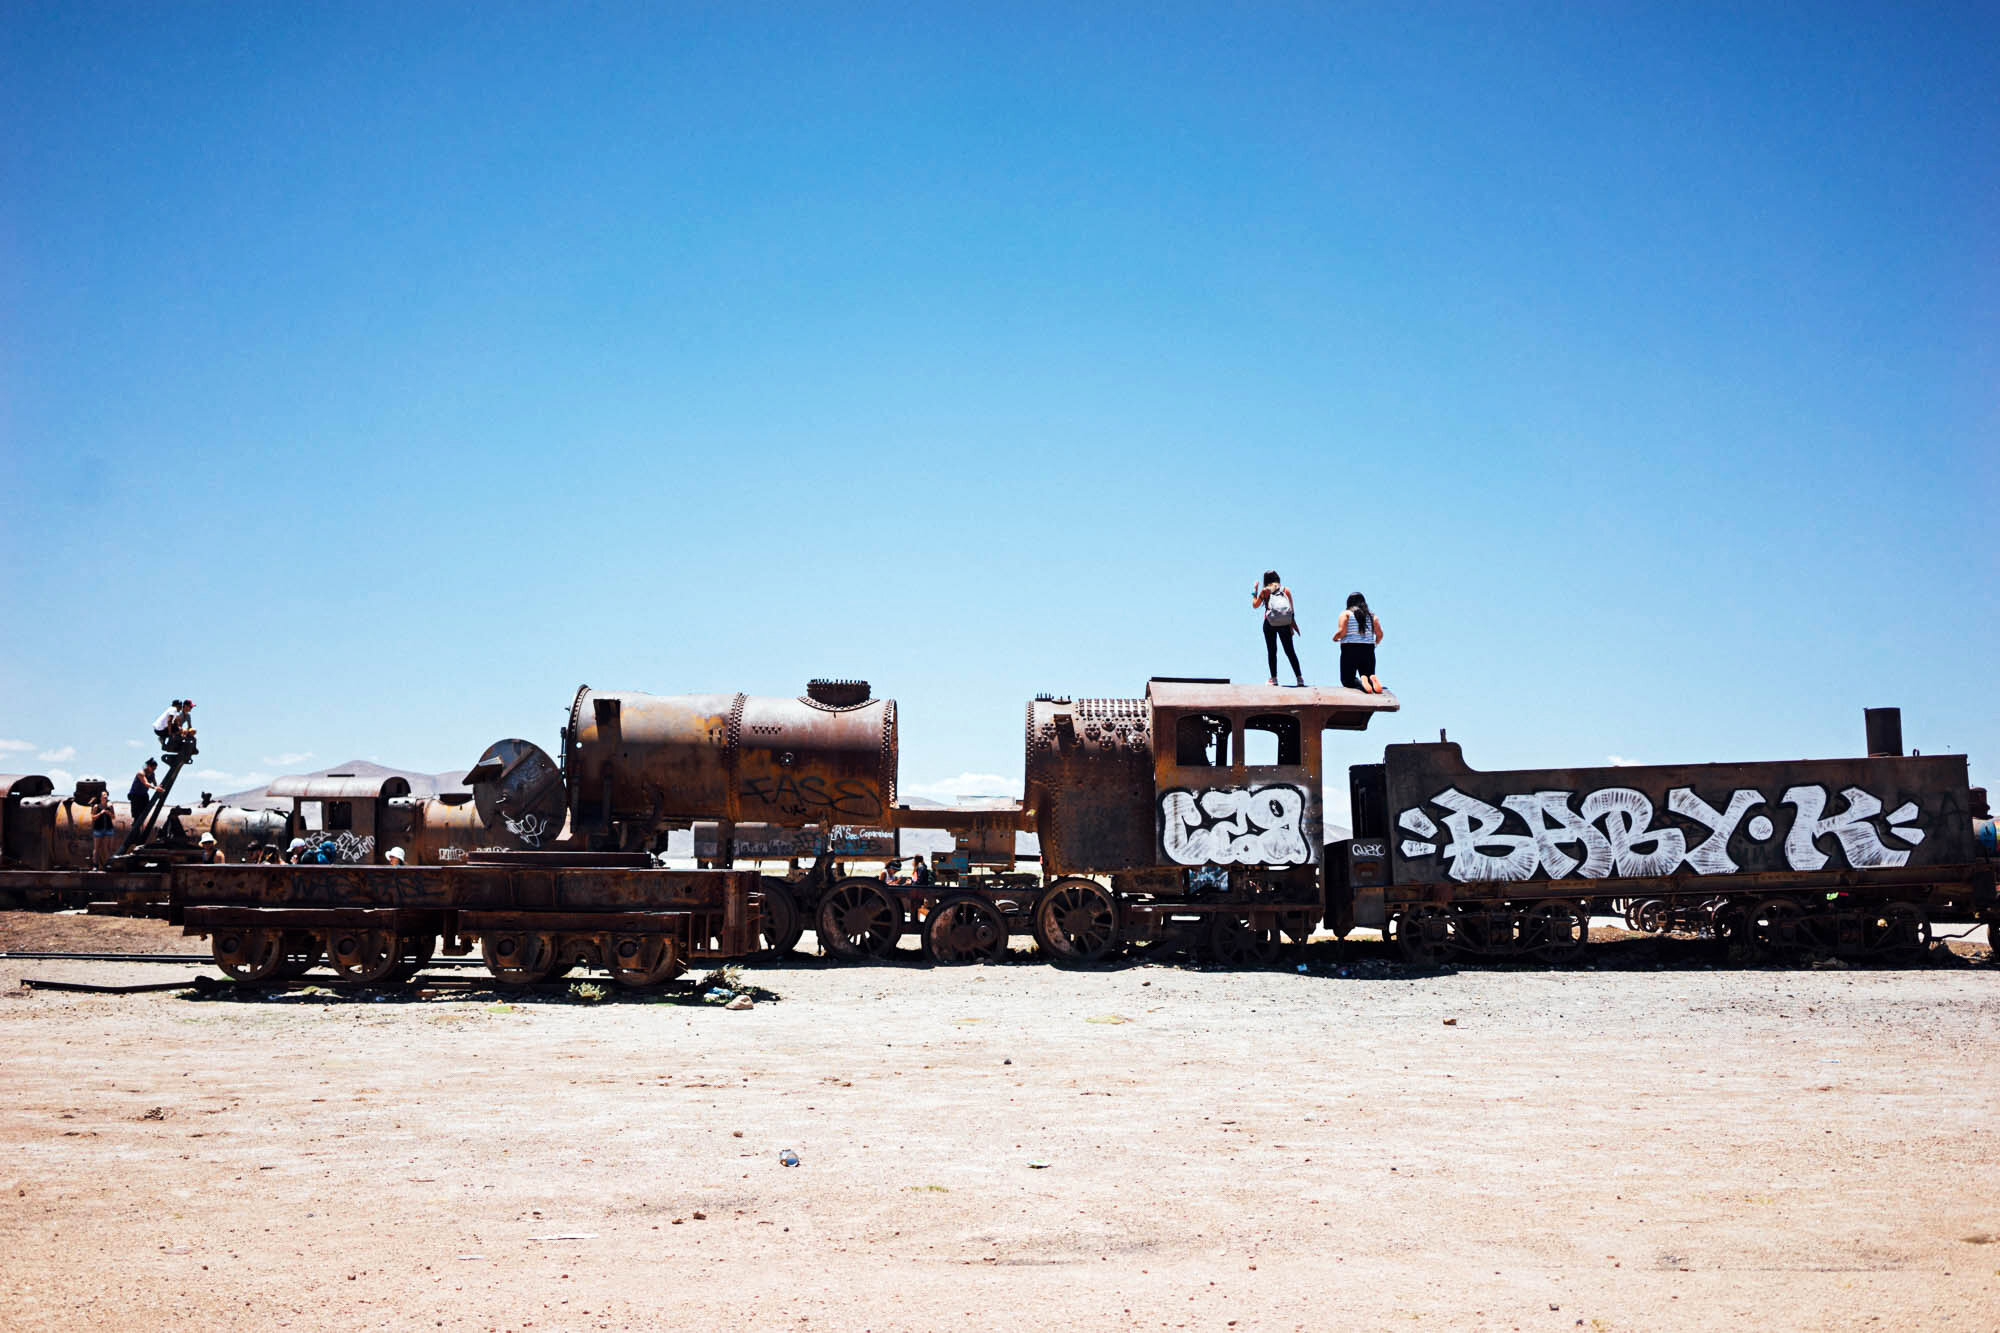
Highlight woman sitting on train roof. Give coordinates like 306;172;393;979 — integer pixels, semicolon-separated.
1333;592;1385;694
1252;570;1306;688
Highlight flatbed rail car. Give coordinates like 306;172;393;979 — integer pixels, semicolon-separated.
169;853;760;987
1332;720;1998;964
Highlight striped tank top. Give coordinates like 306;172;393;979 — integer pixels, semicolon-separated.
1339;609;1377;645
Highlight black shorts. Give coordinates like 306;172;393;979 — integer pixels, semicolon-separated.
1339;642;1376;688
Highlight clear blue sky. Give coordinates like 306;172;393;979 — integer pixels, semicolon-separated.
3;3;1994;820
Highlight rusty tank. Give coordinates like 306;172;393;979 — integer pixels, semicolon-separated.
167;799;295;861
564;679;897;850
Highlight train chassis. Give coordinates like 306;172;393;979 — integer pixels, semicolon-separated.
1385;892;1943;966
751;868;1321;968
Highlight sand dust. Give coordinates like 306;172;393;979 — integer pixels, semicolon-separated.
2;911;1997;1331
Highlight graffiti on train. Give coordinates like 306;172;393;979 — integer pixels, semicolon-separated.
300;831;376;864
503;811;550;847
739;774;884;820
1395;784;1926;882
1159;784;1312;867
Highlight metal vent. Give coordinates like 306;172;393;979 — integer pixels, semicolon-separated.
805;678;872;708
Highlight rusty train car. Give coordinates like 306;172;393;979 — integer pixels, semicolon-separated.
10;676;1994;985
1332;710;1998;963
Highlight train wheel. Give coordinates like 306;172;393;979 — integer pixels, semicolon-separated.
277;931;322;978
1527;902;1588;962
325;927;410;986
1632;899;1669;934
480;931;562;985
1210;917;1282;968
1033;877;1119;965
1708;901;1754;963
1752;898;1808;956
924;894;1009;965
1393;905;1454;965
753;878;805;958
817;878;903;960
1869;902;1931;963
606;933;684;987
212;927;286;984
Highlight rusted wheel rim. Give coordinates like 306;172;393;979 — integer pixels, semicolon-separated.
277;931;322;978
1752;898;1807;954
1396;905;1453;965
607;933;683;987
1871;902;1931;959
926;895;1007;964
1210;918;1280;968
753;878;804;957
817;879;902;960
1527;902;1587;960
212;927;286;983
324;927;405;985
481;931;560;985
1035;879;1117;964
1633;899;1669;934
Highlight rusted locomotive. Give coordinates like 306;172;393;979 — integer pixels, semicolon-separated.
1331;708;1998;963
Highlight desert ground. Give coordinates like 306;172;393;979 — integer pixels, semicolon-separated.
2;912;1997;1332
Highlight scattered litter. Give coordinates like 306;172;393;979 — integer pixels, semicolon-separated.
779;1149;800;1167
1297;964;1308;973
1442;1018;1458;1027
528;1234;597;1242
1085;1014;1130;1025
486;1003;517;1014
139;1106;168;1120
705;988;733;1001
1002;1058;1011;1065
455;1255;484;1261
691;1211;706;1220
724;994;754;1010
733;1130;744;1138
1027;1160;1051;1169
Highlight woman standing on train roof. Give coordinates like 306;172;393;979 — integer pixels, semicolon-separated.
1334;592;1385;694
1252;570;1305;688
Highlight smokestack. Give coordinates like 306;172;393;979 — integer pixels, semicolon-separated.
1864;707;1903;758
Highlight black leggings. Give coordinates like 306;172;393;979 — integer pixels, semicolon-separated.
1263;623;1300;680
1340;642;1377;689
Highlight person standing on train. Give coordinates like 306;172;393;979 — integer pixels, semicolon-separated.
1333;592;1385;693
1252;570;1305;688
127;758;161;831
89;789;117;870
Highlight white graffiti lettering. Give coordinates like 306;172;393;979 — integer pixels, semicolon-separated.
503;812;549;848
1781;786;1910;870
301;831;374;864
1159;785;1310;866
1400;783;1925;882
1668;787;1761;874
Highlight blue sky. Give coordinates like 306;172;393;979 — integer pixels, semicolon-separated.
2;3;1994;820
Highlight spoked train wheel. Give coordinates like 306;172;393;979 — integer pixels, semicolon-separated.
924;893;1009;965
324;927;428;987
753;878;806;958
1032;877;1119;966
1209;917;1282;968
481;931;562;985
606;933;684;988
817;878;903;961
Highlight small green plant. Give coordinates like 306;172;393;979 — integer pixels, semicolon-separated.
569;980;609;1004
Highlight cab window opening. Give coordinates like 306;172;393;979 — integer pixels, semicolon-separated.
1175;714;1233;767
1243;714;1301;767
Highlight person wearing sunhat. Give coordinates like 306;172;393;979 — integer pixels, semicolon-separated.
198;832;225;864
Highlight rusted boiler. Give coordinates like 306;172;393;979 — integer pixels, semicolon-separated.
563;680;897;850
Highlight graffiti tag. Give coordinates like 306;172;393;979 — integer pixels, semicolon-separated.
740;775;884;820
503;812;549;848
1159;784;1311;866
300;831;375;865
1396;785;1923;883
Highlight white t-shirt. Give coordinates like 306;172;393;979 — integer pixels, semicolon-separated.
153;707;177;734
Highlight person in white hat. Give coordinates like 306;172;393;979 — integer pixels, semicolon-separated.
385;847;407;866
285;838;308;865
198;832;224;864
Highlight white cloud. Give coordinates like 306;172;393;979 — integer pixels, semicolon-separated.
38;745;76;762
0;739;34;753
1607;755;1640;767
191;768;276;791
127;739;145;749
901;772;1018;802
261;751;315;767
46;768;76;790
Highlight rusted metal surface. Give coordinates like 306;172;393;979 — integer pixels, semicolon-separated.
464;739;567;848
691;822;897;861
1024;695;1155;874
171;857;761;985
168;801;294;861
266;775;414;800
564;683;897;846
887;802;1026;867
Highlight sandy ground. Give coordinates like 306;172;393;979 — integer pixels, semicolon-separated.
2;913;1998;1332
